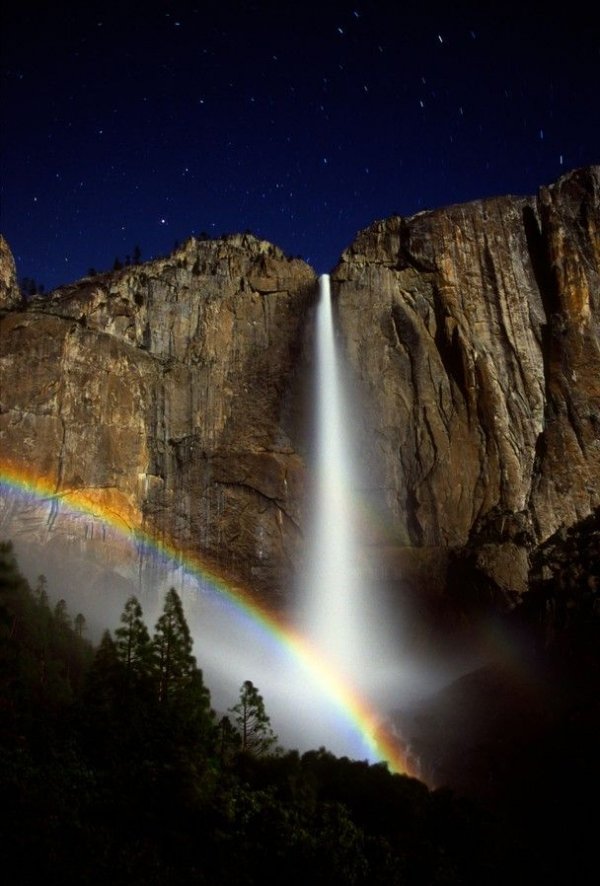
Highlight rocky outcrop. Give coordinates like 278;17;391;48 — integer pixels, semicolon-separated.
1;167;599;615
528;506;600;650
394;505;600;840
0;234;315;604
332;165;600;605
0;235;20;310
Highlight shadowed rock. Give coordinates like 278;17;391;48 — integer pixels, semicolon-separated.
1;167;599;615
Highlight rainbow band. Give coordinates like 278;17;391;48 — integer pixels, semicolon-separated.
0;458;416;778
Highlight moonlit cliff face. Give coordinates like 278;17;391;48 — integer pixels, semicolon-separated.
332;165;600;604
1;167;599;620
0;234;315;606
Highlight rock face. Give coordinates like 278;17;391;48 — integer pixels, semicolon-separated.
0;234;315;604
333;165;600;604
0;235;20;310
1;166;599;615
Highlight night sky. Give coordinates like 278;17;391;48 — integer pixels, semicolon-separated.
2;0;599;293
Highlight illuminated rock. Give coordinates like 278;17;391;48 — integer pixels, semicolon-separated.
1;167;598;614
0;234;314;605
333;165;600;605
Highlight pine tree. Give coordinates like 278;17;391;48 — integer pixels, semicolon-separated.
54;598;71;628
217;714;241;763
229;680;277;756
151;588;214;751
152;588;197;704
115;596;151;676
74;613;86;637
85;629;122;702
34;574;48;605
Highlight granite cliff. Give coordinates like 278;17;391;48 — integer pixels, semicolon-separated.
1;166;599;624
333;164;600;614
0;234;314;606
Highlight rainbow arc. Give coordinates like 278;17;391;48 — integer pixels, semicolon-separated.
0;458;417;778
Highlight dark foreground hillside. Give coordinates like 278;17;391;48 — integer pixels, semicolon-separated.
1;538;598;885
394;507;600;885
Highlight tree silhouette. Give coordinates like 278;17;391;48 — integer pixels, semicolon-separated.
74;612;86;637
152;587;197;704
20;277;45;297
229;679;277;756
115;595;151;675
54;598;71;628
151;588;214;755
34;574;48;606
84;629;122;707
217;713;241;762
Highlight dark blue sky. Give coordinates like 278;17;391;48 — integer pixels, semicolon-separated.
2;0;598;292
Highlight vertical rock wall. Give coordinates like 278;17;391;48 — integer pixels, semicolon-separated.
0;235;315;604
332;166;599;599
1;167;598;611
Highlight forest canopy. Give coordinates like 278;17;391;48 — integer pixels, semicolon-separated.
0;539;592;885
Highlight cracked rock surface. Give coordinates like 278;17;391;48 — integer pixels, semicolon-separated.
332;165;599;601
1;234;314;604
1;167;599;610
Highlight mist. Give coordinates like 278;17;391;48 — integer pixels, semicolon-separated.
1;279;487;772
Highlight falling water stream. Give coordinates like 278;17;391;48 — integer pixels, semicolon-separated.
4;273;427;766
301;274;369;686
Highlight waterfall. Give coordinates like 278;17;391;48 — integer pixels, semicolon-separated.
301;274;368;683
